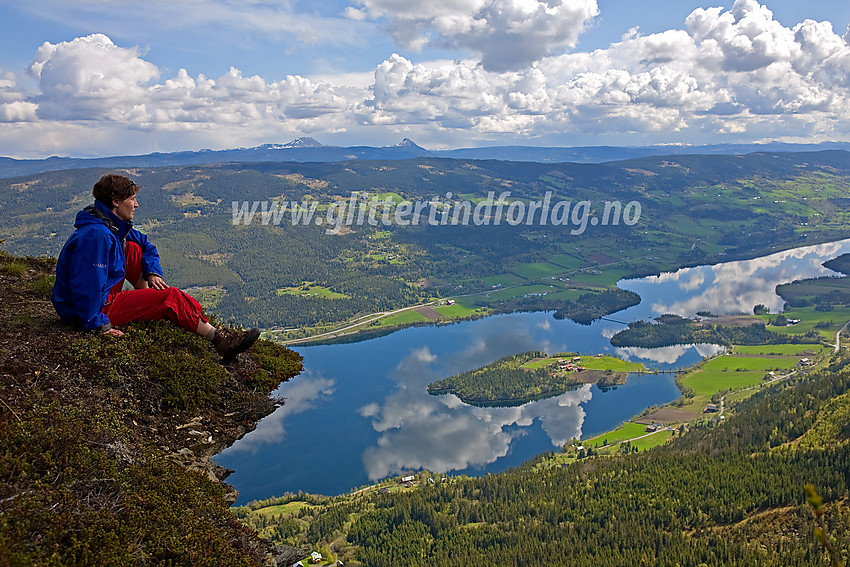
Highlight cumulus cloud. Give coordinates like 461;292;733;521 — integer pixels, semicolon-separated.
352;0;850;142
20;33;360;134
348;0;600;71
3;0;850;157
0;72;38;122
29;34;159;121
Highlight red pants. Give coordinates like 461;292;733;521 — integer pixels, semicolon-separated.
104;242;207;332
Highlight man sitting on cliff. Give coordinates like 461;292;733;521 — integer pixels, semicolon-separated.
52;173;259;363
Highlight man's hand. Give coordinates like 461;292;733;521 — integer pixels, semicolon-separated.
104;328;125;337
147;274;169;290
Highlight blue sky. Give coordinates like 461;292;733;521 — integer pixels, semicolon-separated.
1;0;849;157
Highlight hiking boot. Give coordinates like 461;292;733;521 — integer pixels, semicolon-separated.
213;327;260;363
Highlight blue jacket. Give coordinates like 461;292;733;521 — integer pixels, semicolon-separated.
52;200;163;331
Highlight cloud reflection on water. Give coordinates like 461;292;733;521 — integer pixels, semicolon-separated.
359;340;592;481
222;371;335;454
617;343;725;365
628;241;848;317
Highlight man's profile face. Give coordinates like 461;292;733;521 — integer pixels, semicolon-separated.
112;194;138;222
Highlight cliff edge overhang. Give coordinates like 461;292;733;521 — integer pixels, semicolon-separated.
0;251;302;566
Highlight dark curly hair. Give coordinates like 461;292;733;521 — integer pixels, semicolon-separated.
92;174;139;205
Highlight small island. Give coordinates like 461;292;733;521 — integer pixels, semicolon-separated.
427;351;647;407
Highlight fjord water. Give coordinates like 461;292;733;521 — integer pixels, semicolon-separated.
216;238;850;504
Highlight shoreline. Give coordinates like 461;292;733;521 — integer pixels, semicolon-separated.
270;234;850;348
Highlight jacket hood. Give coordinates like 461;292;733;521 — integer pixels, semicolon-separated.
74;201;133;240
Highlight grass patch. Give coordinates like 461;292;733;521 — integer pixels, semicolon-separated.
583;422;649;447
377;310;429;326
677;393;711;414
579;355;646;372
253;501;312;516
544;288;586;302
733;344;823;356
509;262;565;280
725;389;760;405
434;303;479;318
521;357;559;370
487;284;558;300
776;277;850;303
276;283;349;299
548;254;583;270
479;273;525;288
630;430;674;451
187;285;227;310
764;305;850;339
700;355;799;373
568;267;634;287
28;274;54;298
521;355;645;373
677;352;803;403
684;370;765;397
249;341;305;395
666;214;717;237
0;260;28;275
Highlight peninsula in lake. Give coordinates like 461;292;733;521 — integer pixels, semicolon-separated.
427;351;647;407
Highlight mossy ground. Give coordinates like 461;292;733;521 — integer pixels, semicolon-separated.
0;251;303;566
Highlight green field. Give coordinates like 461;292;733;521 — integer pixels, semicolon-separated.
725;389;760;405
252;501;311;516
370;192;405;203
701;355;799;373
580;355;646;372
680;353;800;397
583;422;648;447
568;267;635;287
509;262;566;279
683;369;766;397
479;273;525;288
520;354;644;373
629;430;675;451
377;310;429;326
539;288;586;302
733;344;823;355
276;284;349;299
539;339;827;469
375;301;484;327
776;276;850;303
549;254;583;270
763;305;850;339
434;303;479;318
486;284;558;300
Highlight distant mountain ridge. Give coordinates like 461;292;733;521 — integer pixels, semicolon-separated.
2;137;849;179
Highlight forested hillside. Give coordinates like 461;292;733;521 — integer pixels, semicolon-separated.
237;353;850;566
2;151;850;334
